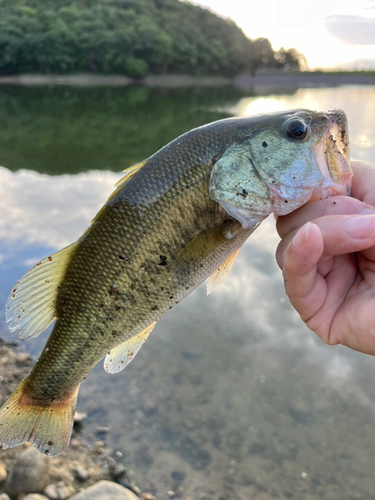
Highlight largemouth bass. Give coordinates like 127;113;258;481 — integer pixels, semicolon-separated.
0;109;351;456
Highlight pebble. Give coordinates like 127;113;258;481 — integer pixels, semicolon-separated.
73;412;87;431
15;352;31;364
69;480;138;500
0;494;10;500
111;463;126;480
75;465;90;482
5;447;50;497
96;426;110;434
70;439;80;449
0;460;7;483
44;482;71;500
167;491;175;498
23;495;50;500
74;412;87;424
141;494;156;500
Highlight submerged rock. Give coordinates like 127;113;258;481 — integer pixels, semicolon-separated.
5;447;50;497
69;480;138;500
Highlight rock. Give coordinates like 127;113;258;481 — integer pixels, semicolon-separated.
44;482;70;500
23;495;50;500
0;460;7;483
69;481;138;500
0;494;11;500
5;447;50;497
75;465;90;482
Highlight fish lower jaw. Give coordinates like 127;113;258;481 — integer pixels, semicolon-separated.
308;177;352;202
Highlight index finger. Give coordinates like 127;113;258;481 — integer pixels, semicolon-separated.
276;196;371;239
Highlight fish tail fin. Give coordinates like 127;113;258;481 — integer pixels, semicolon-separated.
0;377;79;456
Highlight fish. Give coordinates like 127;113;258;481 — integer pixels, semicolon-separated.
0;109;352;456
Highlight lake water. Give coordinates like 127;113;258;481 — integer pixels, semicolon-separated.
1;84;375;500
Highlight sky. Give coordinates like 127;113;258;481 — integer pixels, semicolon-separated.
188;0;375;70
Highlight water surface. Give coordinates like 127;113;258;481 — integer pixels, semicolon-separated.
1;84;375;500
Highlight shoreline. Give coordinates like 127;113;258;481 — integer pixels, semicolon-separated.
0;72;374;89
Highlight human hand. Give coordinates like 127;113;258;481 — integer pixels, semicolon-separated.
276;161;375;355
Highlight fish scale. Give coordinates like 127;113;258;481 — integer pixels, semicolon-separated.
0;110;352;455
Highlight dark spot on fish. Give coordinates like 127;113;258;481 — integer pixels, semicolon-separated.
99;303;104;308
284;200;288;203
170;296;173;299
119;254;125;260
47;440;54;446
12;288;17;293
144;293;149;297
151;305;159;311
333;201;336;204
186;286;189;290
45;280;49;284
48;256;52;261
262;141;268;147
109;288;119;296
159;255;168;266
112;330;117;336
161;287;164;291
115;306;121;311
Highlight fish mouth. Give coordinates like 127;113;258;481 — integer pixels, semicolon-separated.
311;109;352;200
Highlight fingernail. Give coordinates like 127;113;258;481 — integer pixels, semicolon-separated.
292;222;310;249
361;208;375;215
345;216;375;239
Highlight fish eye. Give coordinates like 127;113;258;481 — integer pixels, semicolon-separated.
286;120;308;140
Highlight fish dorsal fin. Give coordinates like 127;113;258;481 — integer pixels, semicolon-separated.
114;160;147;189
90;160;147;225
104;321;157;374
5;242;78;339
207;247;241;295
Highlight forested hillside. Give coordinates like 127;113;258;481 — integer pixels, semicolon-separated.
0;0;304;77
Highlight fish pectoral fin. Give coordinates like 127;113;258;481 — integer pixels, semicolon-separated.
207;246;241;295
6;241;78;340
104;321;157;374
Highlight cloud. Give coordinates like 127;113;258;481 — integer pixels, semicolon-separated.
324;15;375;45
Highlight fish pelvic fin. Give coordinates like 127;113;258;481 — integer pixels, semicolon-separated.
0;377;79;456
6;242;78;339
104;321;157;374
207;247;242;295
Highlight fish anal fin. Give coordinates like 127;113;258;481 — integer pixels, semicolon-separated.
207;246;241;295
0;377;79;456
104;321;157;374
6;242;78;340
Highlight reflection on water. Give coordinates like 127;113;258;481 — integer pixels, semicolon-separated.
1;85;375;499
